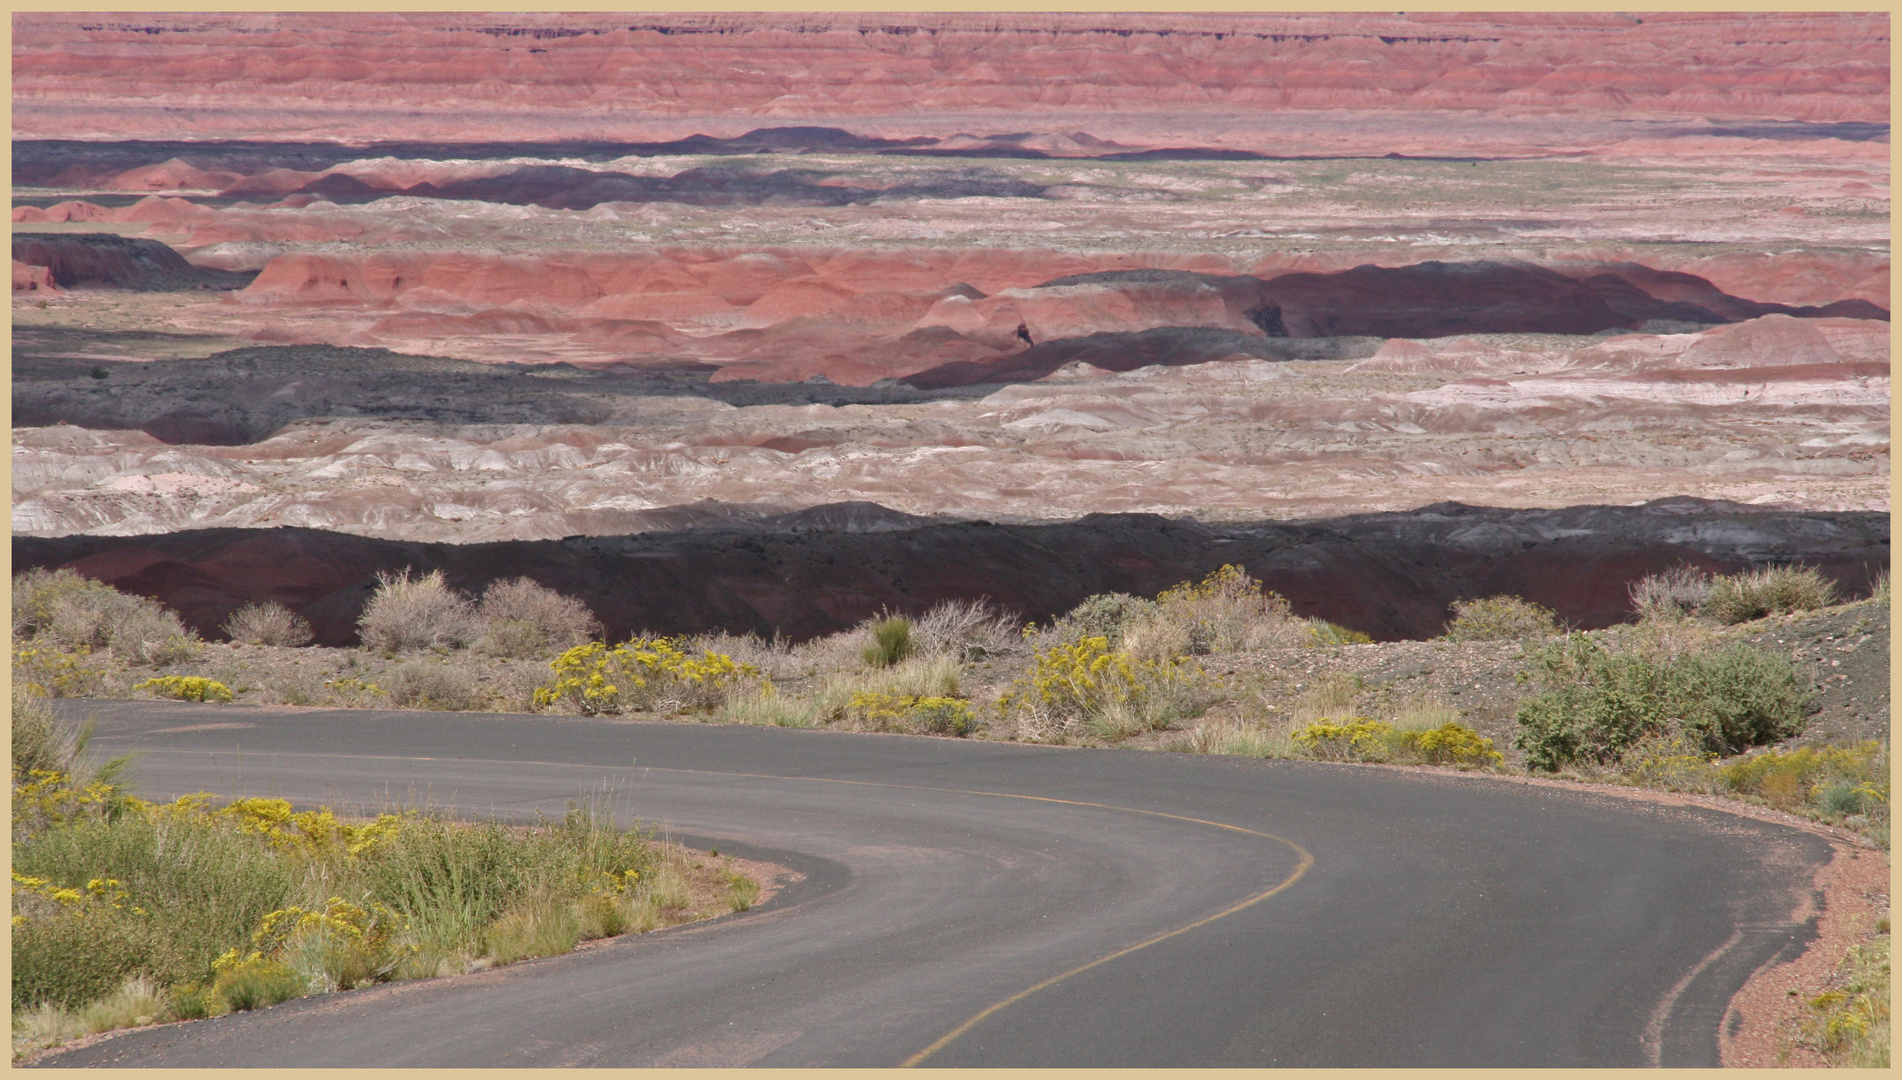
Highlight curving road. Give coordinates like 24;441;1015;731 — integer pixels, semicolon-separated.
36;700;1831;1068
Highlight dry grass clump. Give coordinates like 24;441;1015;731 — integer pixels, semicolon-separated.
221;602;313;647
382;661;485;711
721;653;971;734
1701;565;1837;625
473;577;601;658
1628;565;1712;622
1440;595;1562;642
686;631;797;680
910;598;1021;661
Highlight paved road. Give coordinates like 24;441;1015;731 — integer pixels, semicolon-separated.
37;700;1831;1068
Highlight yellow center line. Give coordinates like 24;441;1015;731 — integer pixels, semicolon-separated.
127;745;1316;1064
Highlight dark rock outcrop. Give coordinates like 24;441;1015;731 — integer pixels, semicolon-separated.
14;500;1887;647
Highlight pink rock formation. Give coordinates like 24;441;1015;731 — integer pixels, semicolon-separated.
12;13;1887;143
12;260;59;293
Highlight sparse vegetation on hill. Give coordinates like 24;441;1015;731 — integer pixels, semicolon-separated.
1440;595;1562;642
10;566;1888;839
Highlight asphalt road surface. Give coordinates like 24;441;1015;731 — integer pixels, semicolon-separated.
36;700;1831;1068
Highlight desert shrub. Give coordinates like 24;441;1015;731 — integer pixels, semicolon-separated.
9;772;720;1029
1805;940;1891;1067
473;577;600;658
995;635;1209;741
358;803;654;958
861;616;915;668
842;692;979;737
1701;565;1837;624
12;644;114;699
1307;621;1374;646
1290;673;1364;724
1287;716;1501;766
1119;617;1194;664
13;688;67;780
1441;595;1561;642
911;598;1020;660
1398;723;1504;766
533;638;759;715
222;602;314;647
76;975;170;1034
687;631;795;680
1291;718;1394;762
135;676;234;703
1050;593;1157;649
11;809;300;1009
484;890;583;966
719;686;817;727
1718;742;1889;816
12;567;201;667
1629;565;1712;622
1145;565;1307;654
211;951;306;1012
382;661;485;711
261;897;415;992
357;569;477;653
1514;637;1809;771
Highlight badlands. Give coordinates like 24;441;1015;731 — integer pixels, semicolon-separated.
10;11;1890;640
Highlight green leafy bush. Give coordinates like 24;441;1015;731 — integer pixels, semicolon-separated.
862;617;915;668
1441;595;1561;642
1514;636;1809;771
1700;565;1837;624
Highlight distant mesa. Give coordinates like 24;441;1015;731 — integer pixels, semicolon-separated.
10;232;254;292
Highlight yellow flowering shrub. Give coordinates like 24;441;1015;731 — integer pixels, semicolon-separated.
214;797;406;857
12;769;131;839
534;638;758;715
1291;718;1394;761
845;692;979;736
1400;723;1505;766
995;635;1205;739
135;675;233;703
1152;564;1305;653
323;676;385;706
1291;718;1504;766
12;645;112;698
